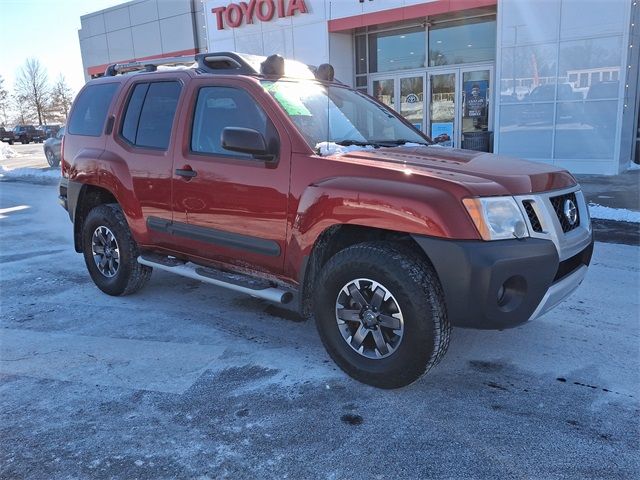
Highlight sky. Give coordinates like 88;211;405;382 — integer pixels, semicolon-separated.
0;0;125;95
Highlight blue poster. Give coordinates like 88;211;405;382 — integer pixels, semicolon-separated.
463;80;488;118
431;122;454;146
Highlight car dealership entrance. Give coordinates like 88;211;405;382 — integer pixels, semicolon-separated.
79;0;637;174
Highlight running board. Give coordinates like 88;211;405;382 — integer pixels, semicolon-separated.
137;255;293;304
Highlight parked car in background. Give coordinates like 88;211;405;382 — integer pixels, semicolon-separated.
0;127;16;144
43;126;64;167
13;125;44;144
39;124;61;139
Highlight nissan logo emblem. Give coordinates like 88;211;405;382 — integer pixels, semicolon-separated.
563;199;578;226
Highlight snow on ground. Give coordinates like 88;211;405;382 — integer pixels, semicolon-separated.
0;165;60;185
588;203;640;223
0;142;19;160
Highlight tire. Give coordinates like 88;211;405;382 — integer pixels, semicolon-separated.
21;137;28;144
45;149;59;167
313;242;450;389
8;140;13;145
81;203;152;296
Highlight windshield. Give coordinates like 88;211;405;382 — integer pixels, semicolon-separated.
261;80;430;152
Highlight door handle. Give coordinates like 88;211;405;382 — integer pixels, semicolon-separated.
175;167;197;178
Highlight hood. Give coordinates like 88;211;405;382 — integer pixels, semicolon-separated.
336;145;576;196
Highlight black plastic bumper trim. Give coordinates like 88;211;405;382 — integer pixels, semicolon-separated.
412;235;568;330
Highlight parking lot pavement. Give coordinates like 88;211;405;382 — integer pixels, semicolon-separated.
0;142;49;170
1;182;639;479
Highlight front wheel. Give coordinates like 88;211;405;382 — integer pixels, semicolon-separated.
45;149;58;167
82;204;152;296
314;242;451;389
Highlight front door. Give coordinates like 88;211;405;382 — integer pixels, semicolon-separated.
428;66;493;149
169;79;290;275
371;74;426;133
428;71;457;147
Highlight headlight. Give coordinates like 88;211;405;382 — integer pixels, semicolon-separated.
463;196;529;240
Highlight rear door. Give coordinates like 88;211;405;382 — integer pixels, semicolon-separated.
168;77;291;275
104;74;186;248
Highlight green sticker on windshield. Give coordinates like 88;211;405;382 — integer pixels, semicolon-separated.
263;81;312;116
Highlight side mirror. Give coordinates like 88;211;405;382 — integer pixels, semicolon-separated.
221;127;273;160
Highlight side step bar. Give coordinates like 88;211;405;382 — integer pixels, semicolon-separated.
137;255;293;304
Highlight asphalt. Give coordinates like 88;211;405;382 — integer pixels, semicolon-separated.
0;182;638;479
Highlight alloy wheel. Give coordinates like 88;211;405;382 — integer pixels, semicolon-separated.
335;278;404;359
91;226;120;277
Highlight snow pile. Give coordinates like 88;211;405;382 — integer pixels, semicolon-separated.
627;162;640;171
0;166;61;185
588;203;640;223
0;142;19;160
315;141;375;156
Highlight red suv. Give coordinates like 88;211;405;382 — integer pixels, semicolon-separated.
59;53;594;388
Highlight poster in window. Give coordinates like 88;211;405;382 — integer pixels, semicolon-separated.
463;80;488;118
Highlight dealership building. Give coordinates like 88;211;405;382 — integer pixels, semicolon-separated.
78;0;639;174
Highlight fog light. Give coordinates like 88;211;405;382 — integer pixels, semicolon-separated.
497;276;527;312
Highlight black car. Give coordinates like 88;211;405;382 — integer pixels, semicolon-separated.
13;125;44;144
0;126;15;144
43;126;64;167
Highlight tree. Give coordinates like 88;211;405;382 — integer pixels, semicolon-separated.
0;75;8;126
49;74;74;123
15;58;49;125
12;93;30;125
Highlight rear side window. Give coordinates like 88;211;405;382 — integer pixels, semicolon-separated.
68;83;118;136
120;81;181;150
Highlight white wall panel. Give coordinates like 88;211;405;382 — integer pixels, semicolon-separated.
158;0;192;19
131;22;163;58
107;29;134;61
129;0;159;25
104;7;131;31
159;13;196;53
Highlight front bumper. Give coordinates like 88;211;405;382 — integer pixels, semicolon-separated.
412;234;594;330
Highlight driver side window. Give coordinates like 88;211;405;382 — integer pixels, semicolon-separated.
191;86;270;158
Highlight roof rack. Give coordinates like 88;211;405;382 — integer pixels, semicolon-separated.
103;51;327;81
104;56;197;76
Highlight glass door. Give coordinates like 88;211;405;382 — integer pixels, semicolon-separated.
428;71;457;147
399;75;425;132
371;77;395;109
461;68;491;152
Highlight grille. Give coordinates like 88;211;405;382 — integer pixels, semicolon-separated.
550;192;580;233
522;200;543;233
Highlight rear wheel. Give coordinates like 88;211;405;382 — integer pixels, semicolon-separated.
82;204;152;296
314;242;450;389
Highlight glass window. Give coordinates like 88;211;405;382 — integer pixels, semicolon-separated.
429;18;496;67
558;36;622;100
135;82;181;149
498;103;554;158
500;44;557;99
191;87;271;158
68;83;118;137
355;35;367;75
501;0;560;46
368;27;425;73
121;83;149;144
554;100;618;159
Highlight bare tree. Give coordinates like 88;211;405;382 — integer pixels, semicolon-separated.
0;75;8;126
15;58;49;125
12;93;31;125
49;74;74;123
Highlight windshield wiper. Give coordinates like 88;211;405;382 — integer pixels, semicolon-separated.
371;139;431;146
334;139;380;147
